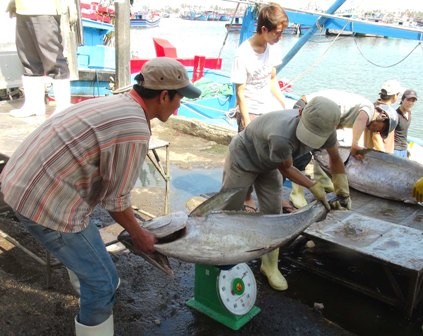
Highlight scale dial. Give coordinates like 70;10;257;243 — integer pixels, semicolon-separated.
218;263;257;315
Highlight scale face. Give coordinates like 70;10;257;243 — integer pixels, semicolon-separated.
218;263;257;316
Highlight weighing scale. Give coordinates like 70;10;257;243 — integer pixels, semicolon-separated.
186;263;261;330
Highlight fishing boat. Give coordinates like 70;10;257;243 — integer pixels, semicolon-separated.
284;23;313;35
127;0;423;132
80;0;115;23
71;17;115;101
4;0;423;132
180;11;208;21
130;11;161;28
205;11;220;21
128;37;237;130
224;16;244;32
219;14;231;21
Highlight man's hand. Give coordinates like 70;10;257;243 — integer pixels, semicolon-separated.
108;208;157;254
309;181;330;211
350;145;365;161
131;227;157;254
331;173;352;210
413;177;423;203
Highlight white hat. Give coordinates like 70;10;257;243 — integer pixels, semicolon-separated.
380;80;403;96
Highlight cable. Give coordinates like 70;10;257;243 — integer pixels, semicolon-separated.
353;38;421;68
280;22;349;90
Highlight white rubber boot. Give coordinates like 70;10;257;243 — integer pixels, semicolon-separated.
313;162;334;192
289;182;308;209
67;268;80;296
10;76;46;118
52;78;71;115
260;248;288;291
75;314;114;336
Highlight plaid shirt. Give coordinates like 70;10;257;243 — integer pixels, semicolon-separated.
1;90;150;232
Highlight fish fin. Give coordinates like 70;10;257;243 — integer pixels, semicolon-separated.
135;249;174;277
189;187;244;217
117;231;174;277
246;247;267;253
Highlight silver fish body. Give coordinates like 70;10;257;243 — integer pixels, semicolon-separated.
154;200;327;265
313;147;423;204
118;188;328;273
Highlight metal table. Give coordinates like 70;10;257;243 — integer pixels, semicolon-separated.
287;189;423;318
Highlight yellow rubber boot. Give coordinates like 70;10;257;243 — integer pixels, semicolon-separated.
260;248;288;291
289;183;307;209
313;163;334;192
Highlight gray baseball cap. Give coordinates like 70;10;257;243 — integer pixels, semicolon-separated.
296;96;340;148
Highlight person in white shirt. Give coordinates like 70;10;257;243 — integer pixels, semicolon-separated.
230;2;288;211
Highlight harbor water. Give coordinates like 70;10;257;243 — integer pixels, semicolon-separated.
131;17;423;142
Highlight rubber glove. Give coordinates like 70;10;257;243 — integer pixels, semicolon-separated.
413;177;423;203
331;173;352;210
309;181;330;211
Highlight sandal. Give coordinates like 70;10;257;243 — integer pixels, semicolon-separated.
243;204;257;213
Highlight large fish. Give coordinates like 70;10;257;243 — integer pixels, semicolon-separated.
118;188;328;275
313;146;423;204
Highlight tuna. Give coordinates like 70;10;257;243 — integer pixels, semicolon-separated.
118;188;328;275
313;147;423;204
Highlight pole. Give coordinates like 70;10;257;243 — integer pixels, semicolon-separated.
217;1;241;59
114;0;131;90
276;0;347;73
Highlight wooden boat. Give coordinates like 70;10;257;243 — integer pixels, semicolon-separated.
80;0;114;23
8;0;422;131
171;0;423;131
224;16;244;32
130;11;160;28
180;11;207;21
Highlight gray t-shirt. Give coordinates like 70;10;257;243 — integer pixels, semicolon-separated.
305;89;375;128
229;110;337;172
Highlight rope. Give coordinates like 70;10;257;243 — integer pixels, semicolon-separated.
352;38;421;68
180;101;234;126
218;2;242;58
280;22;349;90
182;96;232;113
280;21;422;90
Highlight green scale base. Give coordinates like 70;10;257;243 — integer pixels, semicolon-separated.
186;264;261;331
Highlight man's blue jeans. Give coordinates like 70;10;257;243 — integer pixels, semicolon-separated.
394;149;408;158
16;213;119;326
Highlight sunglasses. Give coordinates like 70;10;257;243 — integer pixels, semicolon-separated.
405;97;417;102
